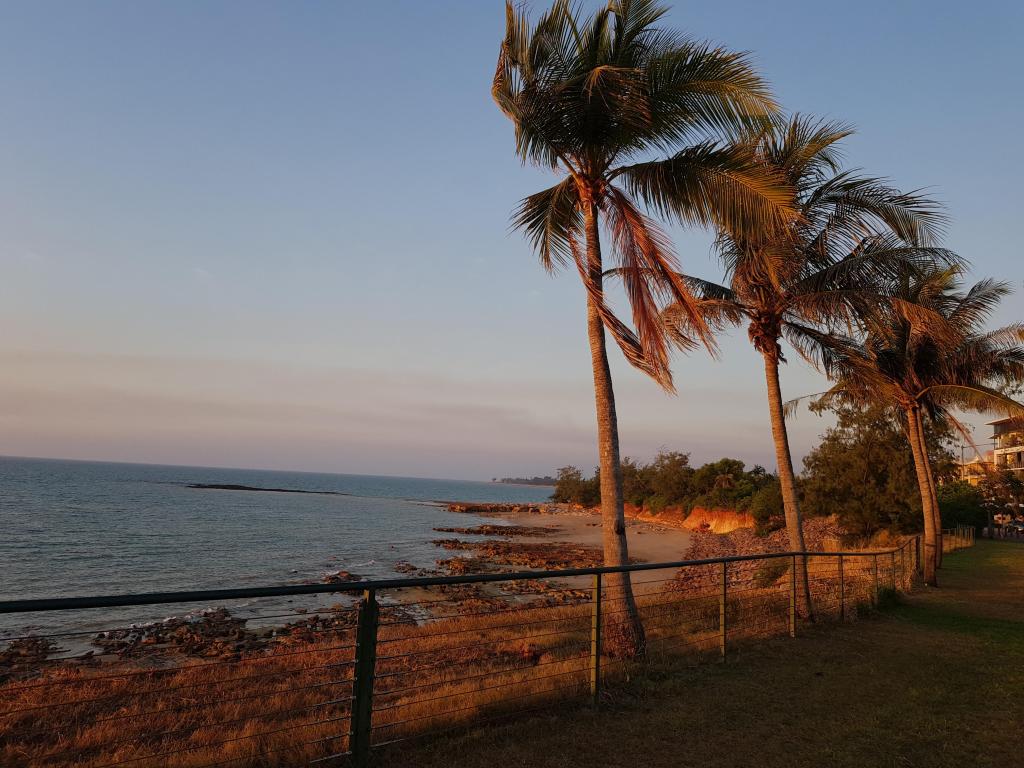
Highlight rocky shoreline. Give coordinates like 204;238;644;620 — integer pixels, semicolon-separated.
1;500;698;678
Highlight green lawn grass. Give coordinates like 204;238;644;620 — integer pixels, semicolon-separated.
384;541;1024;768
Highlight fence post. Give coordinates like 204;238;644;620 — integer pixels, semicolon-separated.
900;546;906;591
872;554;879;606
590;573;602;707
915;536;921;575
788;554;797;637
350;588;380;768
890;551;896;590
719;560;728;661
838;555;845;621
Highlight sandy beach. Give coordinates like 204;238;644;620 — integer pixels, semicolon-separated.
491;505;694;565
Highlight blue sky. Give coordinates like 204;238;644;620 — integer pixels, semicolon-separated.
1;1;1021;478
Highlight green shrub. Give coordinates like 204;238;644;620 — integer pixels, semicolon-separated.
749;481;784;535
875;587;903;610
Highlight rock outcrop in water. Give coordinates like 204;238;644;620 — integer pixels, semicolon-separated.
446;502;551;515
187;483;346;495
433;524;554;537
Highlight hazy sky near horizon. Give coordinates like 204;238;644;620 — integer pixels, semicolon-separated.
2;1;1022;480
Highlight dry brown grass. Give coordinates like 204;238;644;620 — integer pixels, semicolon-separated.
0;546;917;767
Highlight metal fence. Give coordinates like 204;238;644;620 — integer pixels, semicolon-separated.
0;535;947;768
942;524;975;552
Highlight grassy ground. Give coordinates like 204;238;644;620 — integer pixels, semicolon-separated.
386;541;1024;768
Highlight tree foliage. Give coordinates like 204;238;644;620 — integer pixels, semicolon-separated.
800;403;956;535
977;470;1024;519
936;481;987;530
551;451;780;516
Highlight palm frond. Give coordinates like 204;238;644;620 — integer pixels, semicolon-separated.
511;177;582;271
568;231;676;390
618;140;794;240
919;384;1024;418
781;389;832;419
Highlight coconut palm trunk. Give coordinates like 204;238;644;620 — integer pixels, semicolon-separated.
912;407;944;570
583;200;645;656
916;413;944;567
762;351;814;619
905;406;938;585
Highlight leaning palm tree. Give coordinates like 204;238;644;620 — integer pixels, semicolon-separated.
806;267;1024;585
492;0;794;654
661;116;947;616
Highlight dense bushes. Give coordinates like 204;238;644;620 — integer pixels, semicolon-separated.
936;481;987;530
553;404;987;539
938;472;1024;530
551;452;782;520
799;404;956;536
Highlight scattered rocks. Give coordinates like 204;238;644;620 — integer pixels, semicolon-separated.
670;516;848;590
0;637;64;679
433;524;555;537
499;579;590;605
432;539;616;570
323;570;363;584
93;608;248;659
436;556;492;575
446;503;551;516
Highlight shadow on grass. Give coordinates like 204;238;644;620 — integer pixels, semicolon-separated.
895;602;1024;648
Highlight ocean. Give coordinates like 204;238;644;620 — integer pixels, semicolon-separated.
0;456;552;641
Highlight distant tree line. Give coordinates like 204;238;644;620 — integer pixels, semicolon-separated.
551;451;783;525
493;476;558;486
553;402;1016;538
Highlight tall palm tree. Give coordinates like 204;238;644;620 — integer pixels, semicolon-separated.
806;267;1024;585
661;116;947;616
492;0;793;653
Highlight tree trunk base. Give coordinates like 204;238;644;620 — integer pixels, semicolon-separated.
603;614;646;659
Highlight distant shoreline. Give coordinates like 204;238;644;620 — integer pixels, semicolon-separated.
492;476;558;487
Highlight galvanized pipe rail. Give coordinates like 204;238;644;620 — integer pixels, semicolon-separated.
0;545;919;615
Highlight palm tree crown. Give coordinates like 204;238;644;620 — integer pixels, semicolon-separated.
665;116;950;363
817;268;1024;441
494;0;794;389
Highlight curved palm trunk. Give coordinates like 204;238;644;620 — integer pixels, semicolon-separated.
912;409;944;569
583;200;645;658
761;352;814;620
905;407;938;586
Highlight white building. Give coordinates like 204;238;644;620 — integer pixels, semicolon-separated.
989;417;1024;477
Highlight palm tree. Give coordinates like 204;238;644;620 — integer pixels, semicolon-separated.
492;0;793;654
807;267;1024;585
661;116;946;616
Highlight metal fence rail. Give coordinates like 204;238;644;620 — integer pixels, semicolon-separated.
0;535;956;768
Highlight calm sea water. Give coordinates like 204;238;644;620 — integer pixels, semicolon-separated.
0;457;552;640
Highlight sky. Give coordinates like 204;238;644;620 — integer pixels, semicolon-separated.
1;1;1021;480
